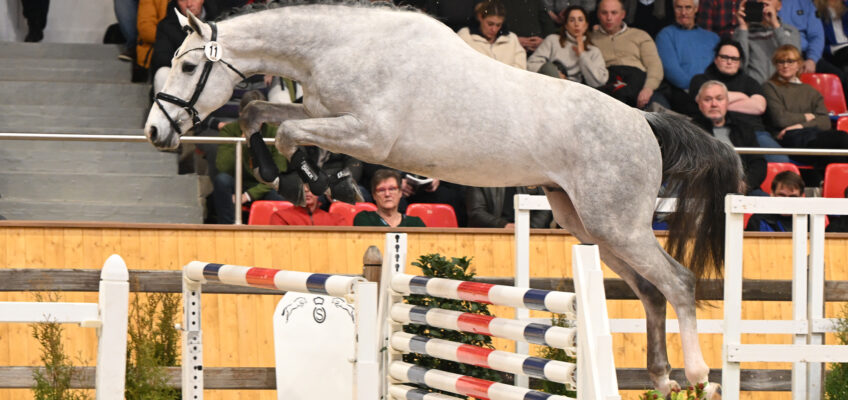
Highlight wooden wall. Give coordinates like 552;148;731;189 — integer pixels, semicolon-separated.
1;222;847;400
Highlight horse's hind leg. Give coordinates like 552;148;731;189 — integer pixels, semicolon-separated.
545;189;679;394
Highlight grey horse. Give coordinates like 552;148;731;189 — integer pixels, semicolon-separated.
143;2;741;397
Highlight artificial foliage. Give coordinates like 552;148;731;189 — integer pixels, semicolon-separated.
124;293;181;400
402;254;503;384
31;320;91;400
535;313;577;397
825;303;848;399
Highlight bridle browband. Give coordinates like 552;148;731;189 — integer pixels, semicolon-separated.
154;21;246;135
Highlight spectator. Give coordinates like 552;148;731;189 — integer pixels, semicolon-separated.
354;169;426;227
114;0;138;62
151;0;221;92
544;0;597;25
269;184;344;226
622;0;675;37
502;0;558;53
655;0;720;114
733;0;802;83
697;0;738;38
816;0;848;92
466;186;553;228
398;174;467;227
762;44;848;169
527;5;609;87
458;0;527;68
212;91;288;224
590;0;666;108
21;0;49;42
136;0;169;79
692;80;768;195
689;38;792;162
745;170;805;231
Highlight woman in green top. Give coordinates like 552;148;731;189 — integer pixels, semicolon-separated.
353;169;426;227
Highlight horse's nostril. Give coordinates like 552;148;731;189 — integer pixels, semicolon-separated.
149;126;158;142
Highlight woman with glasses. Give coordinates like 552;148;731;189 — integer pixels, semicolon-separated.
353;169;426;227
762;44;848;169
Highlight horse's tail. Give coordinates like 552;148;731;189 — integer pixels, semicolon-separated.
642;111;743;282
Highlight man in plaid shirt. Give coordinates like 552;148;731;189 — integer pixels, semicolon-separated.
697;0;738;37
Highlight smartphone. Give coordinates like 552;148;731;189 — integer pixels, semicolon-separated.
745;1;764;23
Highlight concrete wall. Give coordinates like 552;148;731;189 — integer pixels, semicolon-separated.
1;0;116;43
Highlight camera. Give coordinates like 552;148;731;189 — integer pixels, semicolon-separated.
744;1;764;23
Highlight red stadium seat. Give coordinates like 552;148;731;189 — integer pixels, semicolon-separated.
837;116;848;132
329;202;378;225
761;162;802;194
823;163;848;198
800;73;847;115
247;201;294;225
405;203;458;227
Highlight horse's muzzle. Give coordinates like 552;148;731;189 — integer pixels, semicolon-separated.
144;124;180;151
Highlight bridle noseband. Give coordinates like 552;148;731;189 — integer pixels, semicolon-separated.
154;21;246;135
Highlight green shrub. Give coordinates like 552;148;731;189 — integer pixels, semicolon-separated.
31;293;91;400
825;303;848;399
124;292;181;400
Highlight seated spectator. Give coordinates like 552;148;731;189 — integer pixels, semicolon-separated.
590;0;666;109
458;0;527;68
622;0;675;38
399;173;468;227
269;184;344;226
527;5;609;87
697;0;738;38
745;170;805;231
466;186;553;228
212;91;288;224
762;44;848;169
354;170;426;227
655;0;720;114
692;80;768;195
690;39;791;162
501;0;557;53
136;0;169;82
151;0;220;92
733;0;801;84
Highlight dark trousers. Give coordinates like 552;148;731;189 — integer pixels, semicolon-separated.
780;128;848;168
212;173;285;224
22;0;49;41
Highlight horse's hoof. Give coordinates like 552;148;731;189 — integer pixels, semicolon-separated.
248;132;280;183
657;379;680;396
703;383;721;400
291;149;329;195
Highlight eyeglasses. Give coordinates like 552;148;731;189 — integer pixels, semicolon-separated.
776;59;800;65
717;54;741;62
375;186;399;194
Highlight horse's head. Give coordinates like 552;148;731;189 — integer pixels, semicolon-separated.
144;10;246;150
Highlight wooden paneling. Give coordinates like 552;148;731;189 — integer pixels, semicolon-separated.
1;224;847;399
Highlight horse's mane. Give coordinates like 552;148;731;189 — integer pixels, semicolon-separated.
217;0;417;21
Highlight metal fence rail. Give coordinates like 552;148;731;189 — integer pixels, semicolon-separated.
3;132;848;225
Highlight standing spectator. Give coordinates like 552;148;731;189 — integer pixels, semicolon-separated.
466;186;553;228
590;0;666;108
762;44;848;169
527;5;609;87
501;0;558;53
733;0;801;83
656;0;720;114
458;0;527;68
212;91;288;224
623;0;675;37
354;170;426;227
692;80;768;195
21;0;49;42
151;0;221;92
745;170;805;231
136;0;169;79
114;0;138;62
269;184;344;226
697;0;738;38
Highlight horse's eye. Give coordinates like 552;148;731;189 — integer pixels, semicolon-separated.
182;63;197;74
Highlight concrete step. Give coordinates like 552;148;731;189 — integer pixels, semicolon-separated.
0;198;202;224
0;148;178;175
0;81;150;108
0;42;122;60
0;58;131;83
0;105;147;131
0;139;167;153
0;171;200;204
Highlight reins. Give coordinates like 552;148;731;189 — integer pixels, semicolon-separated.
154;21;247;135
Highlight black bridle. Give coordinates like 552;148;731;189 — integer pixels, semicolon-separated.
154;21;246;135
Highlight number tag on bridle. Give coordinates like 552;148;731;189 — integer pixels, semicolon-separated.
204;42;222;62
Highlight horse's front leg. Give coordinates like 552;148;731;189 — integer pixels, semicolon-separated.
239;101;309;183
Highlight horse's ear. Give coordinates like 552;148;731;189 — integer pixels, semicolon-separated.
185;10;210;39
175;8;191;32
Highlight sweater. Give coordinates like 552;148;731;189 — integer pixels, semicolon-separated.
458;26;527;69
526;33;609;87
762;80;832;133
589;24;664;91
353;211;426;227
655;24;720;90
